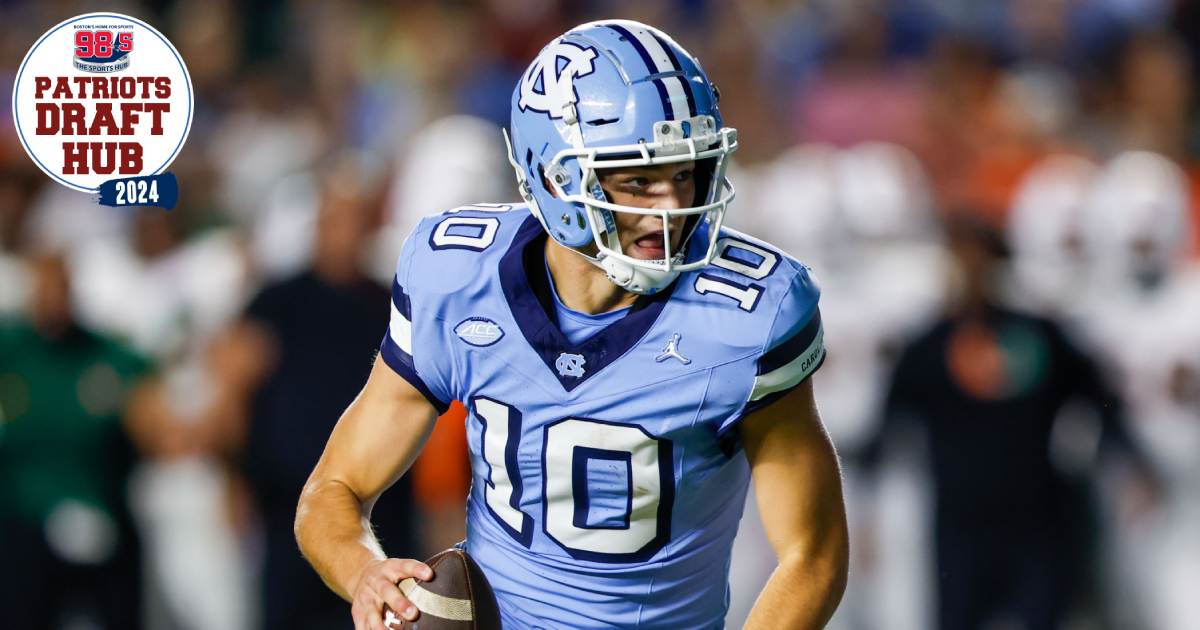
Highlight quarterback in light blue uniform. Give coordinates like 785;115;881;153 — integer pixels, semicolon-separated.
295;19;847;630
383;205;824;628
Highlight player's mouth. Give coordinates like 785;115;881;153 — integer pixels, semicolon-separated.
630;233;668;260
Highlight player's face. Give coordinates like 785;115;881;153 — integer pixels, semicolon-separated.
598;161;696;260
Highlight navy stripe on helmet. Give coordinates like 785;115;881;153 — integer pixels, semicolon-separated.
605;23;676;120
650;33;697;118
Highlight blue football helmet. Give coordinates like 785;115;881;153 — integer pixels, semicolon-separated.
505;20;739;294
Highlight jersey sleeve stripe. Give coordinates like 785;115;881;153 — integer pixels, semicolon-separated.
750;327;825;401
390;301;413;354
756;309;822;376
380;280;448;413
379;333;450;414
389;281;413;354
744;352;827;417
392;280;412;320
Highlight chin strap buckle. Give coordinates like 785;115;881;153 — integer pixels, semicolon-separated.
562;103;579;125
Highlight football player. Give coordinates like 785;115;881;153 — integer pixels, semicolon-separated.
295;20;848;629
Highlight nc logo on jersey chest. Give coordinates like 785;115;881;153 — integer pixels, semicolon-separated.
555;352;586;378
455;317;504;347
519;42;598;118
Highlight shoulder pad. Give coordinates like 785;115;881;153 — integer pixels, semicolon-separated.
398;203;531;299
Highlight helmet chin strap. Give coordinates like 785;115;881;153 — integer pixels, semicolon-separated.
547;240;678;296
598;253;679;296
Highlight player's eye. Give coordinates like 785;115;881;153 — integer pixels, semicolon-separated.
673;168;694;183
624;176;650;188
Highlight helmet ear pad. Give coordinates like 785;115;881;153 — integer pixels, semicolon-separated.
533;157;593;248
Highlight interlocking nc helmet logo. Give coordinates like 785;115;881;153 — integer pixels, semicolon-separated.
555;352;587;378
655;333;691;365
519;42;598;118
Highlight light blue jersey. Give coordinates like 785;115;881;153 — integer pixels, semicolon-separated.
379;205;824;629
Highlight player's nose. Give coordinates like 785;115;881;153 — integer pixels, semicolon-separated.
651;189;686;211
635;211;683;235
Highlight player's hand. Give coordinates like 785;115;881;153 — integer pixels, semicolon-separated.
350;558;434;630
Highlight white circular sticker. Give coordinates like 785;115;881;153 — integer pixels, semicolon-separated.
11;13;193;193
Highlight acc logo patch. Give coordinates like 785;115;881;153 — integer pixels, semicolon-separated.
519;41;597;118
455;317;504;347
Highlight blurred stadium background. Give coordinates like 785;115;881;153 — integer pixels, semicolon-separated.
2;1;1199;629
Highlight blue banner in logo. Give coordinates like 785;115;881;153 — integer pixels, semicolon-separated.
97;172;178;209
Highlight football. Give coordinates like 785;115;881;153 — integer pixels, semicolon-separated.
385;548;502;630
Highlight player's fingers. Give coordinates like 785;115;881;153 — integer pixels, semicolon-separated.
355;586;386;630
369;610;392;630
372;578;419;621
351;598;371;630
382;558;434;581
382;607;404;630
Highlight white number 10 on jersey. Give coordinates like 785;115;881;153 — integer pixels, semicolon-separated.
473;397;674;563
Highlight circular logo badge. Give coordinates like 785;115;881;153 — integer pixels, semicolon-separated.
11;13;192;193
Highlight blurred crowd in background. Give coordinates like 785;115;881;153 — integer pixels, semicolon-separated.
1;1;1199;629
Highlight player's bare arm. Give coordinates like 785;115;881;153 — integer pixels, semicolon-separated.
294;355;438;630
741;379;849;630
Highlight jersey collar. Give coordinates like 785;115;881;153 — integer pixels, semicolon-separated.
499;214;675;392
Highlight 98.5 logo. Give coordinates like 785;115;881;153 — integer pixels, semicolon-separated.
74;27;134;73
12;13;191;208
